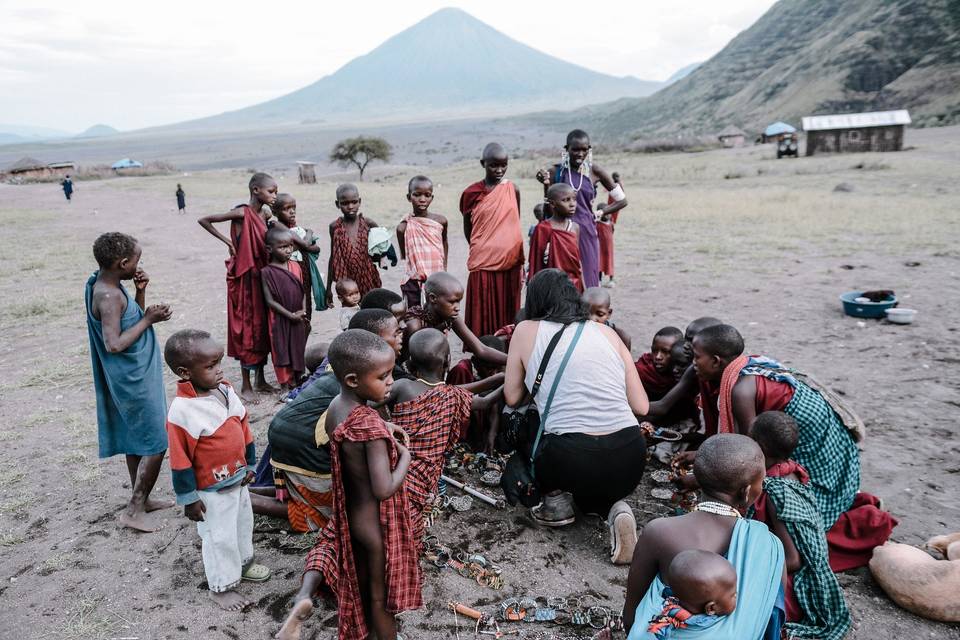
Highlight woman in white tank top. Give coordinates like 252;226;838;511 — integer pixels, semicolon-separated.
504;269;649;565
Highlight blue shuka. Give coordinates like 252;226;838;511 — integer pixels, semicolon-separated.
85;272;168;458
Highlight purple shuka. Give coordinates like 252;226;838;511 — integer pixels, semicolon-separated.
260;264;307;372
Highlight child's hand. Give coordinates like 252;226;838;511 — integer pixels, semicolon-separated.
133;269;150;290
145;304;173;324
292;310;308;323
227;243;236;257
386;421;410;448
536;167;552;186
241;471;255;486
184;500;206;522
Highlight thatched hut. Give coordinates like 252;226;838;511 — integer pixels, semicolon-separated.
717;125;746;148
5;157;49;179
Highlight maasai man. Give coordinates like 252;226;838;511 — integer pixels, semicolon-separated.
691;324;861;529
459;143;525;337
198;172;278;403
537;130;627;289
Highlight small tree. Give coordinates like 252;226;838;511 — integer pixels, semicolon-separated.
329;136;392;181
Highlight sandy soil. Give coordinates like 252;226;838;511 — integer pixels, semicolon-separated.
0;126;958;639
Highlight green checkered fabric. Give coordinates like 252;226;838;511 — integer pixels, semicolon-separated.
784;381;860;528
764;477;852;640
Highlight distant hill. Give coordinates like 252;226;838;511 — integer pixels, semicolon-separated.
170;8;662;131
666;62;701;84
0;124;73;145
576;0;960;140
77;124;119;138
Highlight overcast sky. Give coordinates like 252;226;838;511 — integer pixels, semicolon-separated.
0;0;777;133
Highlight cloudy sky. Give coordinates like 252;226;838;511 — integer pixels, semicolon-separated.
0;0;777;133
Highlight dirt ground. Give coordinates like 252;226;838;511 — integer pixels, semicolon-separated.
0;125;958;640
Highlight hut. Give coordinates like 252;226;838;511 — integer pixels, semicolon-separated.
47;161;75;176
801;110;910;156
761;122;796;143
4;157;50;180
717;126;746;148
297;161;317;184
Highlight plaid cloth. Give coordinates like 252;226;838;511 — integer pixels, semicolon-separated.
403;215;445;283
763;476;852;640
330;215;381;297
308;405;422;640
392;385;472;541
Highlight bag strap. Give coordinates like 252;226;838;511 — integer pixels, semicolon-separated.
529;321;586;472
529;322;571;399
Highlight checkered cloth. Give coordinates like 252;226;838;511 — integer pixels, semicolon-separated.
307;405;422;640
763;477;852;640
403;215;445;283
391;385;472;542
330;215;381;297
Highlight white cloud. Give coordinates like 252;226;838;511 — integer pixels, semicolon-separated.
0;0;776;131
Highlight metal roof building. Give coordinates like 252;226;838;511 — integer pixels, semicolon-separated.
801;110;910;155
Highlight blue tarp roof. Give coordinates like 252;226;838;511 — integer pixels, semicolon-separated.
764;122;796;137
111;158;143;169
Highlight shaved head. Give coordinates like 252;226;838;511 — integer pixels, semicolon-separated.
668;550;737;613
335;183;359;201
424;271;463;297
328;329;393;380
694;434;765;498
482;142;507;161
694;324;745;360
546;183;576;201
581;286;610;307
408;328;449;371
248;172;275;191
265;226;292;246
685;316;723;341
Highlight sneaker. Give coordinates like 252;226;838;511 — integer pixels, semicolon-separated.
531;492;575;527
608;500;638;565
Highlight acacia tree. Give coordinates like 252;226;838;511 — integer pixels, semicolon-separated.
329;136;392;181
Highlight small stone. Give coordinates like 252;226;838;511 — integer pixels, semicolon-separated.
833;182;855;193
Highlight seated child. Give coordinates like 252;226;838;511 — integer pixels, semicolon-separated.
385;328;503;542
670;340;692;379
164;329;271;611
528;183;583;291
623;434;785;640
271;193;324;312
446;335;507;451
359;287;408;324
336;278;361;330
582;287;631;350
404;272;508;366
260;227;309;394
644;550;738;638
349;308;412;381
635;327;684;400
749;412;853;638
277;330;420;640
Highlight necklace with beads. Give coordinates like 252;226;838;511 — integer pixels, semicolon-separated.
694;501;742;518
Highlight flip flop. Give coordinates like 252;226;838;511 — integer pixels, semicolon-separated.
242;563;272;582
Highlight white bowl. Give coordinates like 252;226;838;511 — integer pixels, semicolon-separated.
885;308;917;324
854;296;871;304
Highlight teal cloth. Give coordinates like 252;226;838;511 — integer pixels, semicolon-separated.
85;272;168;458
627;519;785;640
303;243;327;311
763;478;852;640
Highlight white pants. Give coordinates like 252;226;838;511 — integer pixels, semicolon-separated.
197;484;254;593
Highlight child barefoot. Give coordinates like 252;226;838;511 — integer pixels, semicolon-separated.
85;232;173;532
261;227;309;395
164;329;271;611
644;550;737;638
336;278;361;330
277;330;421;640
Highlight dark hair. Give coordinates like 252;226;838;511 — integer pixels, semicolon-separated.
408;328;448;371
685;317;723;341
248;172;274;191
271;192;295;217
654;326;684;342
360;288;403;310
524;269;588;324
328;329;392;380
265;226;292;246
348;308;396;335
164;329;213;373
695;324;745;359
693;434;764;497
335;183;359;201
407;175;432;193
92;232;138;268
335;278;358;296
566;129;590;146
750;411;799;460
479;335;506;353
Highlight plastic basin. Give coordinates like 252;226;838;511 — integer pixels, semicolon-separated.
839;291;897;319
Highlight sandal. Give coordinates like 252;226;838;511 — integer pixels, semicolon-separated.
241;563;272;582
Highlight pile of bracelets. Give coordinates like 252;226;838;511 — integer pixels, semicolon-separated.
495;595;624;631
423;536;505;590
445;446;507;486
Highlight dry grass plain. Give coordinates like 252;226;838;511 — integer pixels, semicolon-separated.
0;126;958;639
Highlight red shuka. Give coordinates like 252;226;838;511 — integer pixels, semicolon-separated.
330;216;381;298
226;206;270;366
597;220;614;276
528;220;583;292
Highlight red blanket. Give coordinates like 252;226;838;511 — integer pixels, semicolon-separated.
528;221;583;292
226;206;270;365
330;216;381;297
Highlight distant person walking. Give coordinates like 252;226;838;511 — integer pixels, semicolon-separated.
62;175;74;202
176;184;186;214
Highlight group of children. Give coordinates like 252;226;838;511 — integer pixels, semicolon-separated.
82;134;893;640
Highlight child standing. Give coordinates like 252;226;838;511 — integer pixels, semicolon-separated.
176;183;186;214
336;278;361;330
271;193;324;315
198;172;279;403
397;175;448;309
164;329;271;611
325;183;381;307
260;227;309;395
279;330;420;640
85;232;173;532
528;183;583;291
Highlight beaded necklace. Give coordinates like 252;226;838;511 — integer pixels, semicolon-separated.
693;501;742;518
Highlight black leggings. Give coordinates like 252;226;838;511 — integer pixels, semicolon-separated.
533;426;646;516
